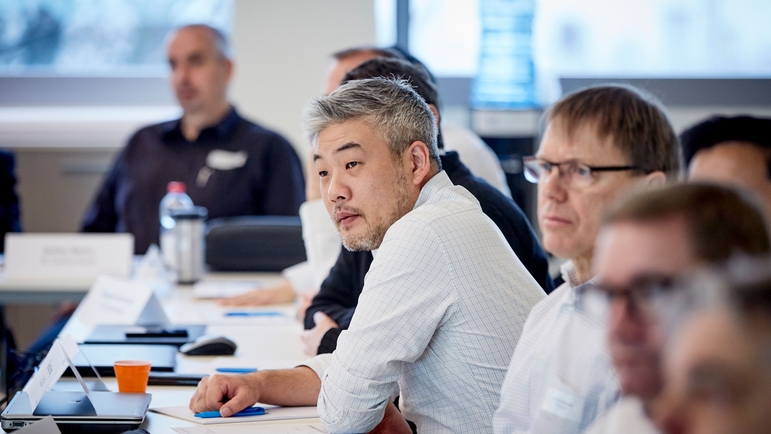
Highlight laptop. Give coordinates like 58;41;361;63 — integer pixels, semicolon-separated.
63;343;177;377
1;336;151;433
84;324;206;347
2;390;151;433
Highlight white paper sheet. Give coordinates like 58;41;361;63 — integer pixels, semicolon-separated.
151;405;318;425
170;304;295;326
192;281;261;299
172;422;326;434
190;357;305;376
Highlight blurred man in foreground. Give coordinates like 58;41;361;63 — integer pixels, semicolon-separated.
655;259;771;434
584;183;770;434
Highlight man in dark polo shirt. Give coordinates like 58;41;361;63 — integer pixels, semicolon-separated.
82;24;304;254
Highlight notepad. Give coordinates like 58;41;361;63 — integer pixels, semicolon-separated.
151;405;318;425
172;422;327;433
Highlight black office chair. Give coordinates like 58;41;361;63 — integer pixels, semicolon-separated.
205;216;307;272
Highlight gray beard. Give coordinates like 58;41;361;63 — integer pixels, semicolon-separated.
340;171;414;252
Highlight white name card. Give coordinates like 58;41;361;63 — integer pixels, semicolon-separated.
77;275;168;328
22;335;79;410
4;233;134;281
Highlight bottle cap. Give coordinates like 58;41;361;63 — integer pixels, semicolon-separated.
167;181;186;193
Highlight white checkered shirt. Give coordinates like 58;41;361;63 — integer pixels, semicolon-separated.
493;262;621;434
584;397;660;434
314;171;545;433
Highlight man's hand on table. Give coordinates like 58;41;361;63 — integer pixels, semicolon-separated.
189;367;322;414
301;311;338;356
189;374;260;417
217;280;296;307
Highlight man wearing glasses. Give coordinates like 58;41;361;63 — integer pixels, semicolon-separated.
494;84;680;434
655;259;771;434
586;183;770;434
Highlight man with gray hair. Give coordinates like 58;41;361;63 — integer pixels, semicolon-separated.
82;24;304;254
189;78;544;432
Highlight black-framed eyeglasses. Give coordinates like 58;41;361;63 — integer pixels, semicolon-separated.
582;275;676;321
523;156;640;189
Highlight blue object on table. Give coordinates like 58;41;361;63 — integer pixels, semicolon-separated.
215;367;258;373
194;406;266;418
225;311;282;317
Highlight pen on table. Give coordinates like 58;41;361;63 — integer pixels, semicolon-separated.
195;406;265;418
225;311;282;317
215;367;258;373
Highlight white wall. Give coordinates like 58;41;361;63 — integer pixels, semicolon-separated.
0;1;376;234
230;0;376;160
0;1;377;350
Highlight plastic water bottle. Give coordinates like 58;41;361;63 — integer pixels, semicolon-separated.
471;0;537;109
159;181;194;269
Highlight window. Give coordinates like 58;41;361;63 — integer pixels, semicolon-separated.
408;0;481;77
0;0;232;76
379;0;771;79
535;0;771;78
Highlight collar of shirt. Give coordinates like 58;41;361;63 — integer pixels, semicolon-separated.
161;106;239;143
412;170;457;211
559;260;599;308
365;171;461;262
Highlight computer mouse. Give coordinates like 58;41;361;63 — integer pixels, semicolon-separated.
179;335;237;356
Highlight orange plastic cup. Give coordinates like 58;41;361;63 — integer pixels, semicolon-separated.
114;360;152;393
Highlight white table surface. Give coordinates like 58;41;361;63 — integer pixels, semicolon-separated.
8;272;322;433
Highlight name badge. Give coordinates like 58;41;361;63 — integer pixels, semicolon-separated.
541;386;585;422
4;233;133;282
206;150;248;170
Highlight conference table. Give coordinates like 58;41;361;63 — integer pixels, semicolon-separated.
4;271;324;433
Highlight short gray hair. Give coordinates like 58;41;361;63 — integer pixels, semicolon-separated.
303;77;441;170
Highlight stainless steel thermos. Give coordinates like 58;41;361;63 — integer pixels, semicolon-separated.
170;206;208;284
